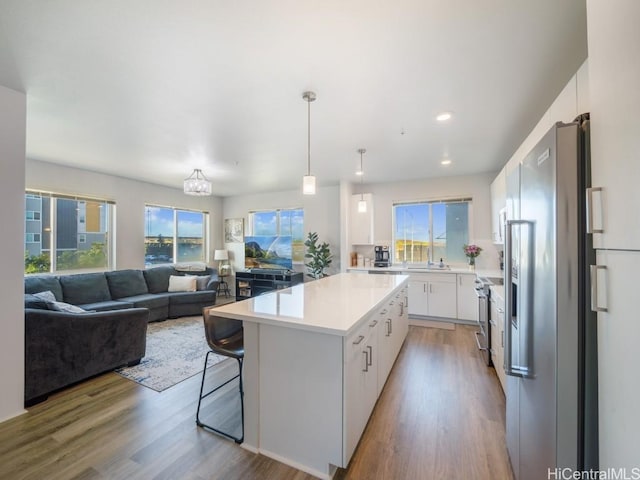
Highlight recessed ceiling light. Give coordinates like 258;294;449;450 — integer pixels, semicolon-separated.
356;170;364;176
436;112;453;122
441;159;452;166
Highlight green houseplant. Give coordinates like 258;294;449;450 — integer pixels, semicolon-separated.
304;232;332;279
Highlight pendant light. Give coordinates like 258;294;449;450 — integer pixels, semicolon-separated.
302;91;317;195
357;148;367;213
184;169;212;196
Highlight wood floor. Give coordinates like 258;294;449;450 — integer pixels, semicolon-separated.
0;325;513;480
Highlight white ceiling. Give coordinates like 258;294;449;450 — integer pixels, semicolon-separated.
0;1;587;196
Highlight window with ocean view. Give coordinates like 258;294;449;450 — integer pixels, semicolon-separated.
393;198;470;265
24;191;114;274
248;208;304;262
144;205;208;266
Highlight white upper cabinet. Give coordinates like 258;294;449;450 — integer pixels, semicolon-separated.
350;193;374;245
490;169;506;244
587;0;640;249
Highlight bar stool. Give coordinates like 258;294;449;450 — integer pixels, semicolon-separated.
196;306;244;443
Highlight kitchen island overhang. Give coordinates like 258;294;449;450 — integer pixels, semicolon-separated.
211;272;410;479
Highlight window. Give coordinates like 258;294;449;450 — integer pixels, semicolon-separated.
25;233;41;243
393;198;471;265
144;205;208;265
24;191;114;274
248;208;304;262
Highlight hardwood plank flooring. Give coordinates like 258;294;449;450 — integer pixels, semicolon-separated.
0;325;513;480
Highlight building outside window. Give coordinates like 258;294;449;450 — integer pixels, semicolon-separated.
393;198;471;265
144;205;208;265
24;191;114;274
248;208;304;262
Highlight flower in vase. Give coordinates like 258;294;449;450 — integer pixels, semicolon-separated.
463;244;482;259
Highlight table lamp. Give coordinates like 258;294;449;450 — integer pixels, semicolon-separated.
214;249;230;275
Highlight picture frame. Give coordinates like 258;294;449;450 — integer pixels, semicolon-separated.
224;218;244;243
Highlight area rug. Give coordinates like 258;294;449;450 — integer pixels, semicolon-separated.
116;316;226;392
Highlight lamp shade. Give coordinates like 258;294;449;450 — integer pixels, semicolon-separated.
214;249;228;261
303;175;316;195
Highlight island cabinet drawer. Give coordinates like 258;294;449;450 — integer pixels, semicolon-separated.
344;317;378;464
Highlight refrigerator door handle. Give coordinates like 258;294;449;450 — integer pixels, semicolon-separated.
585;187;604;234
504;219;535;378
590;264;608;312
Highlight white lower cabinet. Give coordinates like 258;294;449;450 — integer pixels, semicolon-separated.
407;273;457;319
489;292;506;392
377;287;409;395
456;273;479;321
343;286;408;465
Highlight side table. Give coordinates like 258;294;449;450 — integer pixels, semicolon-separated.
217;274;231;298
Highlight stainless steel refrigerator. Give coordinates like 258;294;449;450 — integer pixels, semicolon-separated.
504;115;598;480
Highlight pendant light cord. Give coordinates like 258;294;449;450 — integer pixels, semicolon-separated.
307;97;311;176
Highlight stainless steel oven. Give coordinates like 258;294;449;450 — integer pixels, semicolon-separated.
474;278;492;365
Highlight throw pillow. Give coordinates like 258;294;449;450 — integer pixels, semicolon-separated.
50;301;87;314
186;274;212;291
33;290;57;303
168;275;197;292
24;293;50;310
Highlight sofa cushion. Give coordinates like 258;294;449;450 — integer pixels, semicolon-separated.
168;275;197;292
106;269;149;299
24;276;63;301
168;290;216;305
116;293;169;310
143;265;178;294
59;273;112;305
79;300;135;312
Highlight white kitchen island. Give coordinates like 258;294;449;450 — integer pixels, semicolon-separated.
212;272;409;479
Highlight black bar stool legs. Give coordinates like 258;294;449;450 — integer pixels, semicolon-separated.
196;307;245;444
195;352;244;444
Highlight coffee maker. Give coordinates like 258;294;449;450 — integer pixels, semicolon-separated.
374;245;390;267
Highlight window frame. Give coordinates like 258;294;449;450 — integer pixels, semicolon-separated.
392;197;472;265
24;190;115;274
144;204;210;266
247;207;304;263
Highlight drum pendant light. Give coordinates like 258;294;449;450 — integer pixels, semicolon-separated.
302;91;317;195
357;148;367;213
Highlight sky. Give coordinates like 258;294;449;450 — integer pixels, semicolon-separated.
145;207;204;237
395;204;447;242
253;209;304;239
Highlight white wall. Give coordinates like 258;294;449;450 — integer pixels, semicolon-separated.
504;60;589;177
26;159;224;269
349;173;499;271
222;185;341;276
0;85;27;421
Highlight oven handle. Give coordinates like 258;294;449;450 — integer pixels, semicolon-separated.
474;331;487;351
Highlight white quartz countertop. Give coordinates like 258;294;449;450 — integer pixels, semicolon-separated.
213;272;409;336
347;266;503;277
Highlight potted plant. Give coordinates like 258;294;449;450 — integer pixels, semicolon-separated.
463;244;482;270
304;232;332;279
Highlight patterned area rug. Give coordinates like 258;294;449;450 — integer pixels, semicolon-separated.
116;316;226;392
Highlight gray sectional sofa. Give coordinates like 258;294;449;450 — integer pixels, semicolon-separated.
24;265;220;406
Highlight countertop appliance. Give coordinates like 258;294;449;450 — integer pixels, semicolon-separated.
374;245;390;267
504;114;598;479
